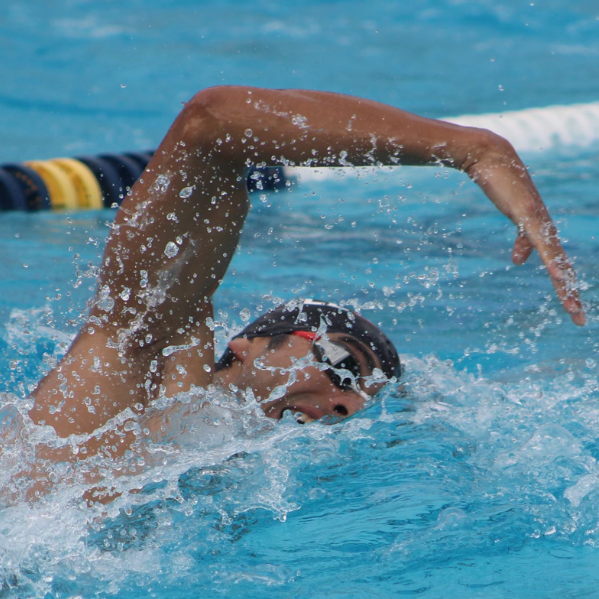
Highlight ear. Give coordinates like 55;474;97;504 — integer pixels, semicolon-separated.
227;337;254;364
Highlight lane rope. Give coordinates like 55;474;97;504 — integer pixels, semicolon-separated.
49;158;104;209
25;160;79;209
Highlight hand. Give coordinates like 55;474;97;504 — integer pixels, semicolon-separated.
512;218;585;326
463;134;585;326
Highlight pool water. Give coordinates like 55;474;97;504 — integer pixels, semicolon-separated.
1;1;599;597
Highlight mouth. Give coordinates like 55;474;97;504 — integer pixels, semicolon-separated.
279;405;323;424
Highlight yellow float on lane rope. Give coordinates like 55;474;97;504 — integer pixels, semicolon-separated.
25;160;78;209
49;158;104;209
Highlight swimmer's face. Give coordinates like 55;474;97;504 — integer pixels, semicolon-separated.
214;334;386;423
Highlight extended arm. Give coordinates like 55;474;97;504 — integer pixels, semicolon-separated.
169;86;583;323
29;86;585;438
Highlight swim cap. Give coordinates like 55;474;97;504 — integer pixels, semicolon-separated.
215;299;401;380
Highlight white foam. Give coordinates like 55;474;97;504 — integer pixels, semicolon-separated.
446;101;599;153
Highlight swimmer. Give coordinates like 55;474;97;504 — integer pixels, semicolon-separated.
27;86;585;446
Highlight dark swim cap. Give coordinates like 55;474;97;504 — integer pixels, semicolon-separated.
215;299;401;380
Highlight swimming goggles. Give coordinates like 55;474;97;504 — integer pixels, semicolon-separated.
292;331;371;401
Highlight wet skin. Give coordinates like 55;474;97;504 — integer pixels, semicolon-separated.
214;334;387;423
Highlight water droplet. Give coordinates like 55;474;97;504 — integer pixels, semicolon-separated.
179;187;193;199
96;284;115;312
240;308;251;322
292;114;307;128
164;242;179;258
244;129;253;137
152;174;171;193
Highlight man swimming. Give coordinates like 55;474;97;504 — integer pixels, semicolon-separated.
27;86;585;445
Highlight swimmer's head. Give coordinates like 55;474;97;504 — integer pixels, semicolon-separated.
215;299;401;409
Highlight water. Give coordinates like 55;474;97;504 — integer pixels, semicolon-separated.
1;0;599;597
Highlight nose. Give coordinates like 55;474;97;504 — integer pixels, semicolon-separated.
333;404;349;416
320;386;365;419
227;337;253;364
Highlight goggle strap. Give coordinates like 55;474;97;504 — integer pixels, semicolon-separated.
291;330;370;401
292;330;318;341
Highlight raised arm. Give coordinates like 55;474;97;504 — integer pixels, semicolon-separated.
167;85;583;324
29;85;585;438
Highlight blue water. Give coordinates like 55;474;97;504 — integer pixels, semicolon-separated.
1;0;599;597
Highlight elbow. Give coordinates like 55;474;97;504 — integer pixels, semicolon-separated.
189;85;252;106
187;86;237;112
176;87;228;145
177;86;256;154
185;86;255;125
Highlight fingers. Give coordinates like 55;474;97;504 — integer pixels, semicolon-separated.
512;230;534;265
517;219;586;326
544;254;586;326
